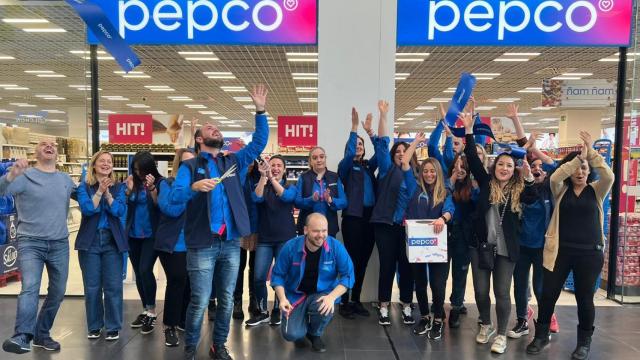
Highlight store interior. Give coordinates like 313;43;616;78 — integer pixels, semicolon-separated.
0;2;638;304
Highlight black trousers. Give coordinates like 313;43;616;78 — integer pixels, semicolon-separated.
341;209;376;304
411;261;450;318
158;252;190;327
234;248;255;303
538;248;604;331
375;223;413;304
128;237;158;309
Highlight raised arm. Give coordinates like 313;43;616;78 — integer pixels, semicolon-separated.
506;104;527;144
582;131;614;199
461;113;490;185
377;100;389;138
402;133;425;172
235;85;269;169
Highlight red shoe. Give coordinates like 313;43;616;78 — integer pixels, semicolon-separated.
550;313;559;333
527;305;534;322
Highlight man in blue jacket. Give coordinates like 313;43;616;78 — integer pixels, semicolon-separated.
171;85;269;360
271;213;354;353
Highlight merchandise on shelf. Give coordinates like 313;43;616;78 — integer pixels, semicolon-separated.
602;213;640;289
101;143;176;153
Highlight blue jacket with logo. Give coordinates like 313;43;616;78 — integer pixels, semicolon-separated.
270;235;354;308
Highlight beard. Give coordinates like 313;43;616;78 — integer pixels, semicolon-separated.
203;138;224;149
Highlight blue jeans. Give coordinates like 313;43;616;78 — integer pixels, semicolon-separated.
14;238;69;340
254;242;284;311
281;293;334;341
513;246;544;320
185;238;240;347
78;230;124;332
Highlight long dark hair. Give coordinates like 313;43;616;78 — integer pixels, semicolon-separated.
343;135;367;162
130;151;162;190
558;151;594;186
390;141;417;170
448;154;473;203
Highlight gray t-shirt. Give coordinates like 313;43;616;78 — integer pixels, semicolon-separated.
486;203;508;257
0;168;76;241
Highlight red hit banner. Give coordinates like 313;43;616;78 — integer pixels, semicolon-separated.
108;114;153;144
278;116;318;147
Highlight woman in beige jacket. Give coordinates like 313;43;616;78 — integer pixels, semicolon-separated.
527;131;614;360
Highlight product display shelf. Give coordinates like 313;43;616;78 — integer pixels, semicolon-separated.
602;213;640;297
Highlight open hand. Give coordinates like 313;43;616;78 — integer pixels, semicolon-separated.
378;100;389;115
362;113;374;136
351;107;359;131
316;295;336;316
250;84;268;112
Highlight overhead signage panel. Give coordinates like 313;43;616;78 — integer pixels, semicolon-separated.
88;0;317;45
397;0;633;46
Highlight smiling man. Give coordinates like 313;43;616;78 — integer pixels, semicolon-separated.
0;141;77;355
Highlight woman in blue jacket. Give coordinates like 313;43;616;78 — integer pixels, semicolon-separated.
295;147;347;237
76;150;127;341
155;149;194;347
404;158;455;340
245;155;297;327
125;151;163;334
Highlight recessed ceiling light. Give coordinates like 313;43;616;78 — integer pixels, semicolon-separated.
227;124;242;128
296;87;318;93
562;73;593;76
127;104;150;108
303;112;317;116
397;118;413;121
46;119;66;123
522;122;538;125
545;125;558;129
539;118;560;122
396;52;430;56
220;86;248;92
443;87;457;93
145;85;171;88
415;106;436;110
395;73;410;76
395;58;425;62
99;110;115;114
243;104;256;109
503;52;541;56
518;87;543;93
23;28;65;32
491;98;520;103
531;106;555;111
299;98;317;103
493;58;530;62
185;104;207;109
37;74;66;78
551;76;582;80
170;98;193;102
405;113;424;116
2;18;49;23
293;76;318;80
286;52;318;56
199;111;219;115
168;96;191;99
287;58;319;62
10;103;36;107
43;97;65;100
184;57;219;61
0;56;15;60
0;84;18;87
146;110;167;115
70;50;106;54
115;71;144;75
82;56;114;60
517;113;532;116
3;87;29;90
25;70;54;74
41;109;65;114
233;97;253;102
428;98;451;103
178;51;214;55
0;109;14;113
475;106;497;111
102;96;129;101
149;88;174;92
210;116;227;120
123;74;151;78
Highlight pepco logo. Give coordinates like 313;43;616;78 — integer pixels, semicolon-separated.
3;245;17;268
599;0;614;12
409;238;439;246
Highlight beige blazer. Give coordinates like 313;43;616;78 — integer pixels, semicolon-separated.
543;147;614;271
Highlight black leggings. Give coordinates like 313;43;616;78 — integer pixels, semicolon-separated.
411;261;450;318
128;237;158;309
341;210;376;304
538;248;604;331
375;223;413;304
158;252;190;327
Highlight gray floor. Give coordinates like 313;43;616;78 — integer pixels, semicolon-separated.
0;298;639;360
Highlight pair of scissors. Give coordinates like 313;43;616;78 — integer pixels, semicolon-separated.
212;164;237;185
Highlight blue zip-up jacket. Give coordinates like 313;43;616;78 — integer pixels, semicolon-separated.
404;179;456;221
428;121;454;173
75;181;128;252
157;178;186;253
252;179;297;243
270;235;354;308
338;132;377;217
295;170;347;235
519;161;557;248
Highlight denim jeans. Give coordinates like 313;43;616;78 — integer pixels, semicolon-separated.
253;242;284;311
78;230;124;332
185;238;240;347
513;246;544;320
14;238;69;340
281;293;334;341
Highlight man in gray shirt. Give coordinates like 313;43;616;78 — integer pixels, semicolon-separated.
0;140;76;354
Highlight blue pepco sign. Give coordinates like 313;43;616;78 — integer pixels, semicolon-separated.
397;0;633;46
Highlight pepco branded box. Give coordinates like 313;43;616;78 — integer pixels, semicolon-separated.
405;220;447;263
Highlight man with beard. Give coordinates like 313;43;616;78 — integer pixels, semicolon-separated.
271;213;354;353
1;141;77;354
171;85;269;360
508;133;560;339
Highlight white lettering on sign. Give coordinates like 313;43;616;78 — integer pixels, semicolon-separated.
119;0;284;39
427;0;599;40
285;124;314;138
116;122;146;136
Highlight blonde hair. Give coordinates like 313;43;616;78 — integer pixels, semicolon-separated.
172;148;194;176
476;144;489;169
86;151;115;186
418;158;447;207
308;146;326;169
488;154;524;214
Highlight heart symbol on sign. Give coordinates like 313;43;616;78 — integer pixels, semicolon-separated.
599;0;614;12
283;0;298;12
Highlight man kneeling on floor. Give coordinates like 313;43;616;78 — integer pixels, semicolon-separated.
271;213;354;353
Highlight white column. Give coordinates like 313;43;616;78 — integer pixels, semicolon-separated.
318;0;397;301
67;107;89;140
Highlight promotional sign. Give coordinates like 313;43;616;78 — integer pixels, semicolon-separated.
397;0;633;46
88;0;318;45
278;116;317;147
405;220;448;263
490;116;518;143
108;114;153;143
542;79;616;108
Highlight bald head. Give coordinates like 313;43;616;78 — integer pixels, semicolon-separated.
304;213;328;250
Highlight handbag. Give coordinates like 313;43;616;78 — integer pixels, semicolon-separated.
477;192;510;270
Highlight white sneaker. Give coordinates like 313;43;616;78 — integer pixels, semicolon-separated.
378;307;391;326
476;324;496;344
491;335;507;354
402;305;415;325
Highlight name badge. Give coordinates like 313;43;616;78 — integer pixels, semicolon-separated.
197;168;206;175
353;166;361;171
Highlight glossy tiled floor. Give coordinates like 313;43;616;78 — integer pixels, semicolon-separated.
0;298;638;360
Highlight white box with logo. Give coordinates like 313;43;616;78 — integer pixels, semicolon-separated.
405;220;447;263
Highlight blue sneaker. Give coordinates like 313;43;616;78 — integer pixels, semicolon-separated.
32;337;60;351
2;334;31;354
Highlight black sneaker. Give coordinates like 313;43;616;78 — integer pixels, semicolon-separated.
352;301;370;317
459;305;468;315
413;316;432;335
105;331;119;341
232;302;244;320
339;303;355;319
32;337;60;351
306;334;326;353
208;300;217;321
131;313;147;328
209;344;233;360
402;304;415;325
245;312;270;327
428;320;443;340
378;307;391;326
507;318;529;339
140;315;157;334
184;345;196;360
164;327;179;347
449;308;461;329
270;309;281;326
87;329;102;339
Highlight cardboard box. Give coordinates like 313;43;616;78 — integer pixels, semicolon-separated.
405;220;448;263
2;214;17;243
0;243;18;274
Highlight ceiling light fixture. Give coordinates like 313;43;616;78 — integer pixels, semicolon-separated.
299;98;318;103
2;18;49;23
23;28;66;32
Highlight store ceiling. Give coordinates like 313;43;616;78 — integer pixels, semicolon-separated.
0;1;633;134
